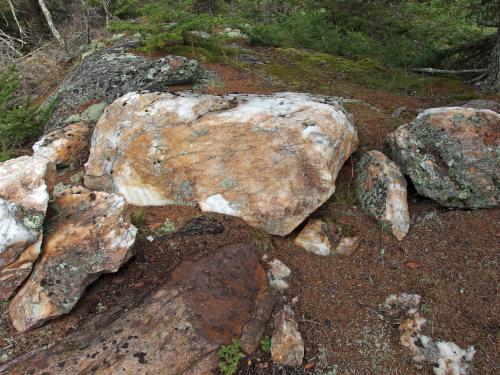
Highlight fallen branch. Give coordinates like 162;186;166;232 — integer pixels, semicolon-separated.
412;67;487;75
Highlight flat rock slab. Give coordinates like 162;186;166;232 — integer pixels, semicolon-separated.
387;107;499;208
0;156;54;299
84;92;358;236
45;38;201;130
2;244;267;374
9;187;137;332
356;150;409;240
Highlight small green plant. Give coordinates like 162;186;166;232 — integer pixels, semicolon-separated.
261;335;271;353
420;304;432;314
130;208;147;227
218;339;245;375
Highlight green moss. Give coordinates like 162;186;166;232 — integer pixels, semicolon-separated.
259;48;475;97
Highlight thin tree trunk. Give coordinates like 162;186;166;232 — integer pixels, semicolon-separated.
37;0;68;54
102;0;113;26
7;0;26;39
485;28;500;91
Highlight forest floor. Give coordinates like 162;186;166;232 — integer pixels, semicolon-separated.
0;45;499;374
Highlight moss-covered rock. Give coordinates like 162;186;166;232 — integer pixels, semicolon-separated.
387;107;499;208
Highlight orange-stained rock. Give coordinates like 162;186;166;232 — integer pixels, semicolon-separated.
33;122;90;167
356;150;409;241
84;92;358;236
294;219;332;256
9;186;136;332
0;156;54;299
2;244;267;374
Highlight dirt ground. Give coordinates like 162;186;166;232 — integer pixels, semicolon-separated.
0;47;499;374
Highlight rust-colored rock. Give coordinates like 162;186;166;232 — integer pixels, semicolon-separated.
0;156;54;299
33;122;90;167
2;244;267;374
84;92;358;236
9;187;136;332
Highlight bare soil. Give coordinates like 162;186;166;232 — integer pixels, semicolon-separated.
0;47;498;375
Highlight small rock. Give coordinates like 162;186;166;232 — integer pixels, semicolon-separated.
271;305;304;367
9;186;137;332
387;107;499;208
267;259;291;291
33;122;90;167
186;30;212;40
335;236;360;255
220;27;249;40
0;156;54;299
146;235;154;242
294;219;332;256
383;293;421;316
392;106;408;118
176;216;224;236
356;150;409;240
240;294;276;355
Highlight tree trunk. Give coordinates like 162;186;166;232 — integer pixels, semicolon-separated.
485;28;500;91
37;0;68;54
102;0;113;26
7;0;26;40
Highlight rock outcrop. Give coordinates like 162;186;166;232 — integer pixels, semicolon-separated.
387;107;499;208
271;305;304;367
33;122;90;168
356;150;409;240
2;244;267;374
9;187;136;332
84;92;358;236
0;156;54;299
45;38;202;130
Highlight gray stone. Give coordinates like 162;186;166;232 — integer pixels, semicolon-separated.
387;107;499;208
45;39;202;131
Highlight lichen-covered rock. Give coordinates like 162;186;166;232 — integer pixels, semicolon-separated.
33;122;90;168
0;156;54;299
356;150;409;240
387;107;499;208
294;219;332;256
2;244;267;374
9;186;136;332
462;99;500;113
45;39;202;130
84;92;358;236
271;305;304;367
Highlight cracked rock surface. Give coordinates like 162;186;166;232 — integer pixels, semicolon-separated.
84;91;358;236
9;186;137;332
0;156;54;299
2;243;267;374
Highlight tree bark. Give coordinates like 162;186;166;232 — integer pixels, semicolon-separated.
485;28;500;91
37;0;68;54
102;0;113;26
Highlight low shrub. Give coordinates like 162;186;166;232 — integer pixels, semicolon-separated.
0;66;56;161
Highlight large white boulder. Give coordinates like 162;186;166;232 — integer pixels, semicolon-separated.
84;92;358;236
